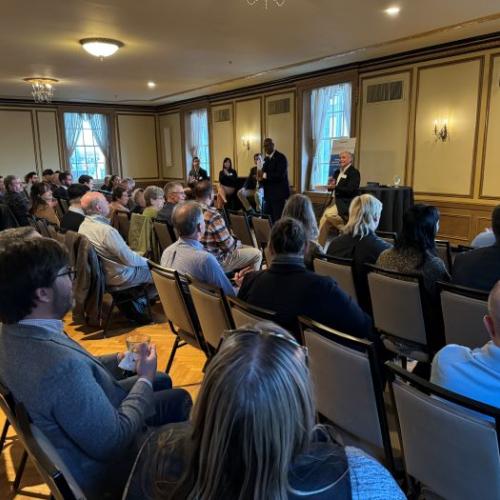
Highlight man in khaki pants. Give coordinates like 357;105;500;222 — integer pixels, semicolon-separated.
318;151;360;247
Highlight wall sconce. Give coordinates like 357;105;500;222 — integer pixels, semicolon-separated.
241;135;252;150
433;119;448;142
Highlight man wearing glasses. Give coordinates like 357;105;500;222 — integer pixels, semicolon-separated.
157;181;187;228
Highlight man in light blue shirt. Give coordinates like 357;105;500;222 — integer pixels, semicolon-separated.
431;280;500;409
160;201;235;297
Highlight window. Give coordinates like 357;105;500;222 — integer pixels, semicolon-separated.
187;109;210;175
310;83;352;188
64;113;110;180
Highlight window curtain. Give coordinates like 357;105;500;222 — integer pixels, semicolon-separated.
338;83;352;137
86;113;110;166
189;109;208;158
310;86;336;188
63;112;84;165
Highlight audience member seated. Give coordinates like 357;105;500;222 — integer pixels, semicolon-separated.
187;156;209;188
452;205;500;292
78;174;94;190
131;187;146;214
121;177;137;211
195;181;262;273
30;181;60;227
431;281;500;409
79;192;152;289
109;186;131;219
216;157;238;209
101;174;121;194
157;181;186;227
0;237;192;498
142;186;165;218
160;201;235;297
376;204;449;300
283;193;323;270
327;194;391;312
41;168;54;184
4;175;31;226
53;171;73;199
237;153;263;214
0;175;5;200
238;217;372;341
23;171;39;197
60;183;89;232
124;322;404;500
471;227;495;248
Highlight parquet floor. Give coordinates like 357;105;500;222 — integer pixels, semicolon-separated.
0;303;206;499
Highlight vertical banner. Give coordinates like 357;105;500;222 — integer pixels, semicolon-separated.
328;137;357;178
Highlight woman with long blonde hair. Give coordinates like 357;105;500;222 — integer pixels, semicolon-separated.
124;322;404;500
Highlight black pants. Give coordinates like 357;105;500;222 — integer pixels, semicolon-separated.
263;198;286;224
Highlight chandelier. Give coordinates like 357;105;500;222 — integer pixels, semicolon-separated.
246;0;286;9
23;77;58;103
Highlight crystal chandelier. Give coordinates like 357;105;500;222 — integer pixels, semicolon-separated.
23;77;58;103
246;0;286;9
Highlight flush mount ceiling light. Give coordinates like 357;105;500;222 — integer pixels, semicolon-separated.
23;77;58;103
147;81;156;88
384;6;401;16
79;38;124;59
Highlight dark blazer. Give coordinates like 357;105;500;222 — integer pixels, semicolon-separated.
4;191;30;226
60;210;85;232
452;243;500;291
333;165;360;219
238;256;373;342
261;150;290;201
327;232;391;312
53;186;69;200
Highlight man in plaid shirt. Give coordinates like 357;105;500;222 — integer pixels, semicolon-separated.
195;181;262;273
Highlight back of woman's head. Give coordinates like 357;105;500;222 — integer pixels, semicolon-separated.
178;322;314;500
282;194;319;241
269;217;307;256
343;194;382;238
396;204;439;255
112;186;126;202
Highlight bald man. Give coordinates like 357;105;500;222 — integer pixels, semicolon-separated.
431;281;500;409
318;151;360;247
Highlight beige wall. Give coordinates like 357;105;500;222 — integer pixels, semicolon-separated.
116;113;159;180
36;110;62;172
158;112;184;180
211;104;234;174
235;98;261;174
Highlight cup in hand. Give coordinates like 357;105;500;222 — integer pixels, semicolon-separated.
126;334;151;360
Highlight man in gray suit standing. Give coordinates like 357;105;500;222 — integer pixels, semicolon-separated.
0;238;192;498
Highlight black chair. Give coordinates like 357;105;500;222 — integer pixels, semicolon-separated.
228;210;255;247
226;296;277;329
386;362;500;500
435;239;452;272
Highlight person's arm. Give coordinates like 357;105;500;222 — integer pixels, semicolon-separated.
335;168;360;198
105;226;148;268
204;254;236;297
263;154;288;182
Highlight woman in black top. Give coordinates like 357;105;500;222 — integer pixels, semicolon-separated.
216;157;238;209
187;157;208;187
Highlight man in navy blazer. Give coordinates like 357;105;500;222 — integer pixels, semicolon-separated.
260;137;290;223
0;237;191;498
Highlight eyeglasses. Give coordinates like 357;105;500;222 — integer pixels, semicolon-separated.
56;267;76;281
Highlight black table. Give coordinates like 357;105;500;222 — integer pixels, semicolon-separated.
359;186;414;234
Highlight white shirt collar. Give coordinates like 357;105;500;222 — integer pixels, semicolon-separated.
69;206;84;215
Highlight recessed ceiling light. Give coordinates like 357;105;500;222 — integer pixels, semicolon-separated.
79;38;124;58
147;81;156;89
384;6;400;16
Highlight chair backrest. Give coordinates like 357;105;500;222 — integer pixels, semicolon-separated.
54;202;65;221
367;264;430;348
30;216;52;237
153;220;175;254
435;239;452;272
228;211;255;247
387;362;500;500
113;211;130;242
439;282;489;348
59;198;69;214
299;317;394;468
226;296;276;329
15;402;85;500
376;230;397;245
188;279;235;350
251;216;272;249
313;256;358;303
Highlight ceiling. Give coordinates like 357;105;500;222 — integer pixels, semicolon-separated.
1;0;500;106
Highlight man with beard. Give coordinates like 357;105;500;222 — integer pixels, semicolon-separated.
0;238;192;498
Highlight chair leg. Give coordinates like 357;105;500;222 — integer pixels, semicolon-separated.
102;297;115;338
165;337;180;374
0;419;9;452
12;450;28;492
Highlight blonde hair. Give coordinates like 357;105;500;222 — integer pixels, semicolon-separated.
282;194;319;241
143;185;164;206
342;194;382;238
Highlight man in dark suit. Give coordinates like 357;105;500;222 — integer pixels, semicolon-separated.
260;137;290;223
53;171;73;200
318;151;360;246
238;217;372;342
60;183;89;232
452;205;500;291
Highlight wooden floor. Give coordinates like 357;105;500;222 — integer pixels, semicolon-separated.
0;304;206;499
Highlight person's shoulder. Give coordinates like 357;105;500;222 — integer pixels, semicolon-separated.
433;343;473;367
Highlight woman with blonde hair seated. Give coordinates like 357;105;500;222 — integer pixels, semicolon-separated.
282;193;324;269
327;194;391;311
30;181;59;227
142;185;165;218
124;322;404;500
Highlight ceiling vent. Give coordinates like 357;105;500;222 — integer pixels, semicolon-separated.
268;98;291;115
214;108;231;122
366;81;403;103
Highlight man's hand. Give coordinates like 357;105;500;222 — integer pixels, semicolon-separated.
135;343;157;382
234;266;254;288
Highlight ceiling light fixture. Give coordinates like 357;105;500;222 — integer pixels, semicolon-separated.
147;81;156;88
246;0;285;9
384;6;401;16
23;77;58;103
79;38;124;60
